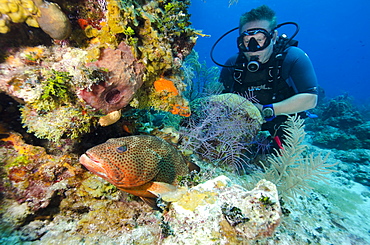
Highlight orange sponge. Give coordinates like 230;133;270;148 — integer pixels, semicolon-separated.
154;78;179;96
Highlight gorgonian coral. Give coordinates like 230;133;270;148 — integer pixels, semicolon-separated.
182;50;223;101
179;93;262;173
251;115;338;202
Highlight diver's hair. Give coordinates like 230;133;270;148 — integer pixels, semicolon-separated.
239;5;277;33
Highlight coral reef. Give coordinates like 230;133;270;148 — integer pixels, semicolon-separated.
1;1;368;245
180;93;262;172
0;132;85;213
304;94;370;188
0;45;102;141
306;94;368;150
69;0;197;107
20;105;94;141
0;120;369;244
0;0;197;143
0;131;159;243
326;148;370;187
0;132;284;244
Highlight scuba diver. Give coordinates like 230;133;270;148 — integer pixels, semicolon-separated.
214;5;318;151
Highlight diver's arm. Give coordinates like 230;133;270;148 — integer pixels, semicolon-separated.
263;47;318;115
272;93;317;115
254;92;317;116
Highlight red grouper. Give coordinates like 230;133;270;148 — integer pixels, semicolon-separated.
79;135;199;209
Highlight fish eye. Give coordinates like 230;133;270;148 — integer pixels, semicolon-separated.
116;145;127;153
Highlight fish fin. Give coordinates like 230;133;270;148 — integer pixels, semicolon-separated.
120;182;177;199
147;182;187;203
140;197;162;211
142;182;178;210
147;181;178;197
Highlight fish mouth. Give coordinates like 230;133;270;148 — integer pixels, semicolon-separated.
105;89;123;104
79;153;107;178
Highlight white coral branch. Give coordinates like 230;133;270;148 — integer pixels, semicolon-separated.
257;115;338;202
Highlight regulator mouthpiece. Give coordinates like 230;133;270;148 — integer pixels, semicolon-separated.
247;56;260;72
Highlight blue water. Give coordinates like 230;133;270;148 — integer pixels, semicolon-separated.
189;0;370;104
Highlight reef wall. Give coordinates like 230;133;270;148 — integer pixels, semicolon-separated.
0;132;282;244
0;0;196;142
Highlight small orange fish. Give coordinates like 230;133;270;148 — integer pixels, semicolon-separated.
79;135;199;209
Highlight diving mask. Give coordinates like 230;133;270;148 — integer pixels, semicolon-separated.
237;28;273;52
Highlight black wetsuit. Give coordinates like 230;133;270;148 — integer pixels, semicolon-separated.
219;46;318;146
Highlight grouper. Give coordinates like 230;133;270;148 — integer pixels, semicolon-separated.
79;135;199;209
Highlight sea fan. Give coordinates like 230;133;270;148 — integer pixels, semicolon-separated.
179;93;262;173
182;50;223;101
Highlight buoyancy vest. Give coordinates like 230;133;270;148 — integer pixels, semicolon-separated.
231;51;296;105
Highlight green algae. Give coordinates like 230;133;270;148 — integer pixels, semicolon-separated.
19;68;98;142
5;155;31;169
35;69;75;112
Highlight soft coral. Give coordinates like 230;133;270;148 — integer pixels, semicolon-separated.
179;93;262;173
